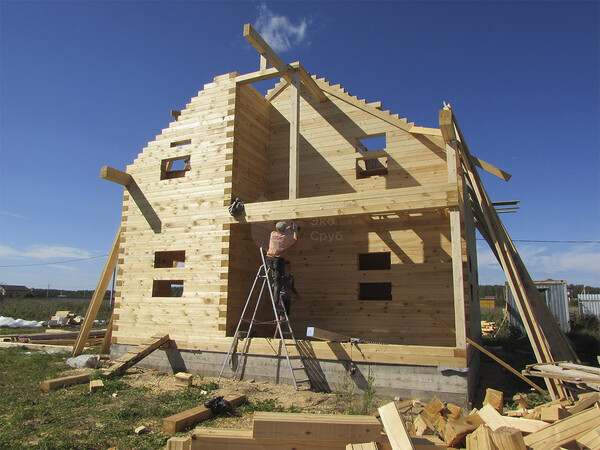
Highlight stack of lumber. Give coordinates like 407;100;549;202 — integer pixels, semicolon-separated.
524;362;600;392
480;321;497;337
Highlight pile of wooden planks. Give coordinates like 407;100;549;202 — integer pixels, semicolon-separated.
480;321;497;337
524;362;600;392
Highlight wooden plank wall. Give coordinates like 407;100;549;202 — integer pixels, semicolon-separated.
267;82;448;200
226;83;272;334
113;70;476;355
112;72;239;346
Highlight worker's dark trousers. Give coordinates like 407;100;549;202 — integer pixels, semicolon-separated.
266;257;285;303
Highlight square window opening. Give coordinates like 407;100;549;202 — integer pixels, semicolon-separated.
170;139;191;148
359;282;392;301
356;134;386;152
161;156;191;180
154;250;186;268
358;252;391;270
152;280;184;297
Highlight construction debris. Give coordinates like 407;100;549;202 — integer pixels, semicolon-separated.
89;379;104;393
134;425;147;435
174;372;193;387
39;373;91;391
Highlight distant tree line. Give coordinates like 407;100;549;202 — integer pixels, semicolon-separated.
26;289;112;300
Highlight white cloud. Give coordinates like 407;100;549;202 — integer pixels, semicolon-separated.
0;244;91;261
0;210;26;220
255;4;308;52
477;242;600;286
48;264;77;271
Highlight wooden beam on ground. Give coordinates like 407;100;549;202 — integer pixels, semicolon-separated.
431;315;548;395
252;412;381;443
378;402;415;450
100;166;132;187
39;373;91;391
306;327;351;342
289;70;300;200
162;394;246;433
103;334;170;377
473;156;512;182
72;227;122;357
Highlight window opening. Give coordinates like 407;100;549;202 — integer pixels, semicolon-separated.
170;139;191;148
356;134;388;178
358;252;391;270
359;282;392;301
152;280;184;297
161;156;191;180
154;251;185;268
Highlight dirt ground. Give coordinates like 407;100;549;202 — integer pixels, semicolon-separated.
108;367;399;431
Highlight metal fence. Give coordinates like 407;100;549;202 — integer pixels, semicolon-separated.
506;280;570;333
579;294;600;319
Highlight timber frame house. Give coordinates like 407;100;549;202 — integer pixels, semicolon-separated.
75;24;576;404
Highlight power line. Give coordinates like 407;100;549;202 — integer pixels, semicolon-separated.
0;254;109;268
477;239;600;244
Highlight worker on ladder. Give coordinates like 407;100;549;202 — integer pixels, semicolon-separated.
265;221;298;307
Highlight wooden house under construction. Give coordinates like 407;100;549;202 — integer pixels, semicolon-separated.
78;25;577;405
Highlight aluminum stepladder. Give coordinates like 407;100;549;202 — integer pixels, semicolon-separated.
217;247;310;390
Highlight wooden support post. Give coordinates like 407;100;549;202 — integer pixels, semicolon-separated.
445;137;467;350
289;70;300;200
100;166;132;187
72;227;121;357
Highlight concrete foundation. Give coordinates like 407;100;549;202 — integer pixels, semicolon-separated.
111;343;471;407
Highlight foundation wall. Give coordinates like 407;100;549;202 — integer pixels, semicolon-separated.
111;343;471;407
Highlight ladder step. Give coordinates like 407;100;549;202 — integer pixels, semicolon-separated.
295;379;310;383
292;366;306;370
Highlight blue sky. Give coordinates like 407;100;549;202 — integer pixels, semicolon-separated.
1;1;598;290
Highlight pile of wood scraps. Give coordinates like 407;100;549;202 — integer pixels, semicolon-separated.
480;321;497;337
48;310;78;327
524;362;600;392
410;388;600;449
